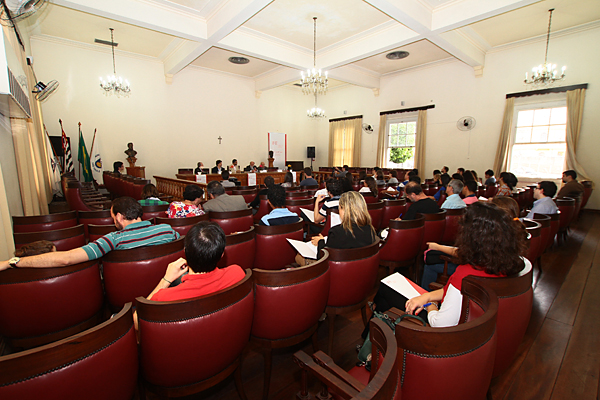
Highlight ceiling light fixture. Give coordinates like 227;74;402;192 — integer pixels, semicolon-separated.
307;92;326;119
524;9;565;87
301;17;328;96
386;51;409;60
228;56;249;64
99;28;131;97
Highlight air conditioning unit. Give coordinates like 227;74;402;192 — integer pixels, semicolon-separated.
0;28;31;118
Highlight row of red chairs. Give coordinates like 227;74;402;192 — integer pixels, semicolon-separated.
103;172;150;200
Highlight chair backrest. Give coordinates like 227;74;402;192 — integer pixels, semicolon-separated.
440;208;465;245
0;303;138;400
142;204;169;221
155;214;209;236
396;279;498;400
88;223;118;242
64;182;103;212
436;192;447;206
380;199;406;230
534;212;560;250
523;219;542;264
102;237;186;310
13;224;86;251
361;192;379;204
367;201;384;231
468;258;533;377
12;211;78;233
421;211;447;251
326;240;380;308
133;179;151;200
254;194;271;222
530;214;551;254
0;260;104;349
253;221;304;270
285;198;314;216
209;208;253;235
77;209;113;240
232;188;258;203
136;271;254;395
379;216;425;265
217;227;256;270
252;251;330;340
286;191;310;199
556;197;575;229
581;181;593;210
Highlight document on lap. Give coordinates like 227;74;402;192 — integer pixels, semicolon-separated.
287;238;327;259
301;209;315;223
314;188;328;197
381;272;427;299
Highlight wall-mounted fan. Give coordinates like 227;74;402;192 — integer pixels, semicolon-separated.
362;123;374;134
457;116;476;131
27;57;59;101
1;0;47;23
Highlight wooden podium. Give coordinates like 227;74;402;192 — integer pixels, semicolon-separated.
127;166;145;178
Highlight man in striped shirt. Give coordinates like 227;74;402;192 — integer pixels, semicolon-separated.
1;197;179;271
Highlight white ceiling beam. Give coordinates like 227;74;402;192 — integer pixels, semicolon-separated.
207;0;274;40
363;0;432;34
328;65;380;90
429;30;486;68
254;67;300;92
162;40;211;77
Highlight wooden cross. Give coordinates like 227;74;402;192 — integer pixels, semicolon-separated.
218;136;222;144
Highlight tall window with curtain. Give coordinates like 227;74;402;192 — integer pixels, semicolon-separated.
328;116;362;167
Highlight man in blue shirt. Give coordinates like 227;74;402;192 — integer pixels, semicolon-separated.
441;179;467;209
300;167;318;187
526;181;559;219
260;185;300;226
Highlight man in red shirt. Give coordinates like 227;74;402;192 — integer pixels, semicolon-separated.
147;221;245;302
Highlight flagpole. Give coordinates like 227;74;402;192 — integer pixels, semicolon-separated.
78;122;82;181
90;128;98;185
90;128;97;160
43;124;63;174
59;119;66;172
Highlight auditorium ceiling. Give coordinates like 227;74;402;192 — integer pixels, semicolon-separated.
22;0;600;92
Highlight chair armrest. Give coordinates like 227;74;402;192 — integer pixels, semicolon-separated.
387;307;427;326
312;351;366;392
293;351;360;400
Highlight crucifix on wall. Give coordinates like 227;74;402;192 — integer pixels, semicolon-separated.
218;136;222;144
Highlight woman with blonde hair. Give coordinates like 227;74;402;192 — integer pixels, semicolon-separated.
295;191;376;265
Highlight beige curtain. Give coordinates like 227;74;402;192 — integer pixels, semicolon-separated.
415;110;427;173
493;97;515;175
328;118;362;166
375;114;387;167
0;161;15;259
565;89;590;182
351;118;362;167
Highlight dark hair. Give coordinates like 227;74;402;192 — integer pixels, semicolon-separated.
358;170;367;181
264;176;275;188
221;170;230;180
412;168;419;176
183;185;204;201
206;181;225;197
326;178;343;196
341;175;353;193
374;167;381;172
284;171;293;183
112;196;143;220
197;162;202;167
390;170;397;178
442;166;449;173
365;176;377;197
455;202;526;276
490;196;520;219
433;169;441;176
113;161;123;173
407;170;417;177
405;181;423;195
141;184;160;199
457;168;465;174
409;175;421;184
451;173;464;182
303;167;313;177
462;170;475;182
343;165;349;171
563;170;577;180
441;174;451;187
538;181;558;198
232;159;237;164
184;222;226;273
216;159;222;166
14;240;55;257
500;172;518;189
485;169;494;177
471;170;479;182
464;180;478;194
267;185;286;208
376;170;384;181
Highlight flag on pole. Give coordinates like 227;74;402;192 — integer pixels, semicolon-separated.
60;119;74;174
78;123;93;182
43;124;63;196
90;128;104;184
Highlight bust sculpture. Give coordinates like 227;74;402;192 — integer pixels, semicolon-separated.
125;142;137;167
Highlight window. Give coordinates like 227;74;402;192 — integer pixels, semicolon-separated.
509;100;566;179
385;117;416;169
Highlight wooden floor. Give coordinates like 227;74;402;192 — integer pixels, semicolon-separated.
163;210;600;400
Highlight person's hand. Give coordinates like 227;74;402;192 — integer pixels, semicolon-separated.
0;260;9;272
311;234;324;246
164;258;189;283
405;294;429;315
427;242;440;251
316;194;326;203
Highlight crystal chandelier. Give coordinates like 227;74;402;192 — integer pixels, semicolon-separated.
307;92;326;119
301;17;328;96
99;28;131;96
524;9;566;87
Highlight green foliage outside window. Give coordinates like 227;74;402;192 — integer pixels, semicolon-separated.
389;147;414;164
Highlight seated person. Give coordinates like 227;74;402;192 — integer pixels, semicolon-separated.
375;170;386;185
496;172;518;197
260;185;300;226
359;176;378;198
358;170;367;184
230;159;239;173
220;170;236;187
203;181;248;212
432;173;451;201
296;191;376;266
281;172;294;188
456;167;465;175
211;160;224;174
249;176;274;209
556;170;584;199
194;162;204;174
1;197;180;270
484;169;496;186
373;202;527;327
139;184;169;206
441;179;466;209
341;175;353;193
167;185;205;218
462;180;479;205
400;182;440;220
244;161;258;172
432;169;442;186
300;167;318;187
387;170;399;185
258;162;267;171
14;240;56;257
526;181;559;219
313;178;343;225
334;165;349;178
113;161;124;175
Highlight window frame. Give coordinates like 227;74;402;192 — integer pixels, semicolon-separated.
385;114;417;169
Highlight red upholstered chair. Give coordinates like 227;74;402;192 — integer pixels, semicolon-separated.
421;211;447;251
87;224;117;242
581;181;593;211
13;224;86;251
469;258;533;378
65;181;109;211
251;252;330;400
155;214;209;236
285;198;314;216
556;197;575;244
286;191;310;199
440;208;465;245
437;192;447;206
535;212;560;251
379;216;425;279
391;278;498;400
530;214;551;273
253;221;303;270
0;260;104;350
136;270;254;400
141;204;169;221
294;318;400;400
367;201;384;231
325;240;380;354
523;219;542;267
77;209;113;240
12;211;77;233
485;184;498;198
380;198;406;230
232;187;258;203
217;227;256;270
0;303;138;400
209;208;253;235
361;193;379;204
254;194;271;223
102;237;185;310
132;178;151;200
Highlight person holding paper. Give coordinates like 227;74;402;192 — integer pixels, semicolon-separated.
359;176;378;198
313;179;343;225
296;191;376;266
372;202;528;327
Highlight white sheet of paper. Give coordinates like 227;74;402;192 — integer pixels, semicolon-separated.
387;186;396;192
315;188;328;198
330;212;341;228
381;272;423;299
301;209;315;223
478;196;488;201
196;174;207;184
287;238;318;259
292;171;296;182
247;173;257;186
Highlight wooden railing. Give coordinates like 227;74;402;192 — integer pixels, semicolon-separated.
154;176;207;201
